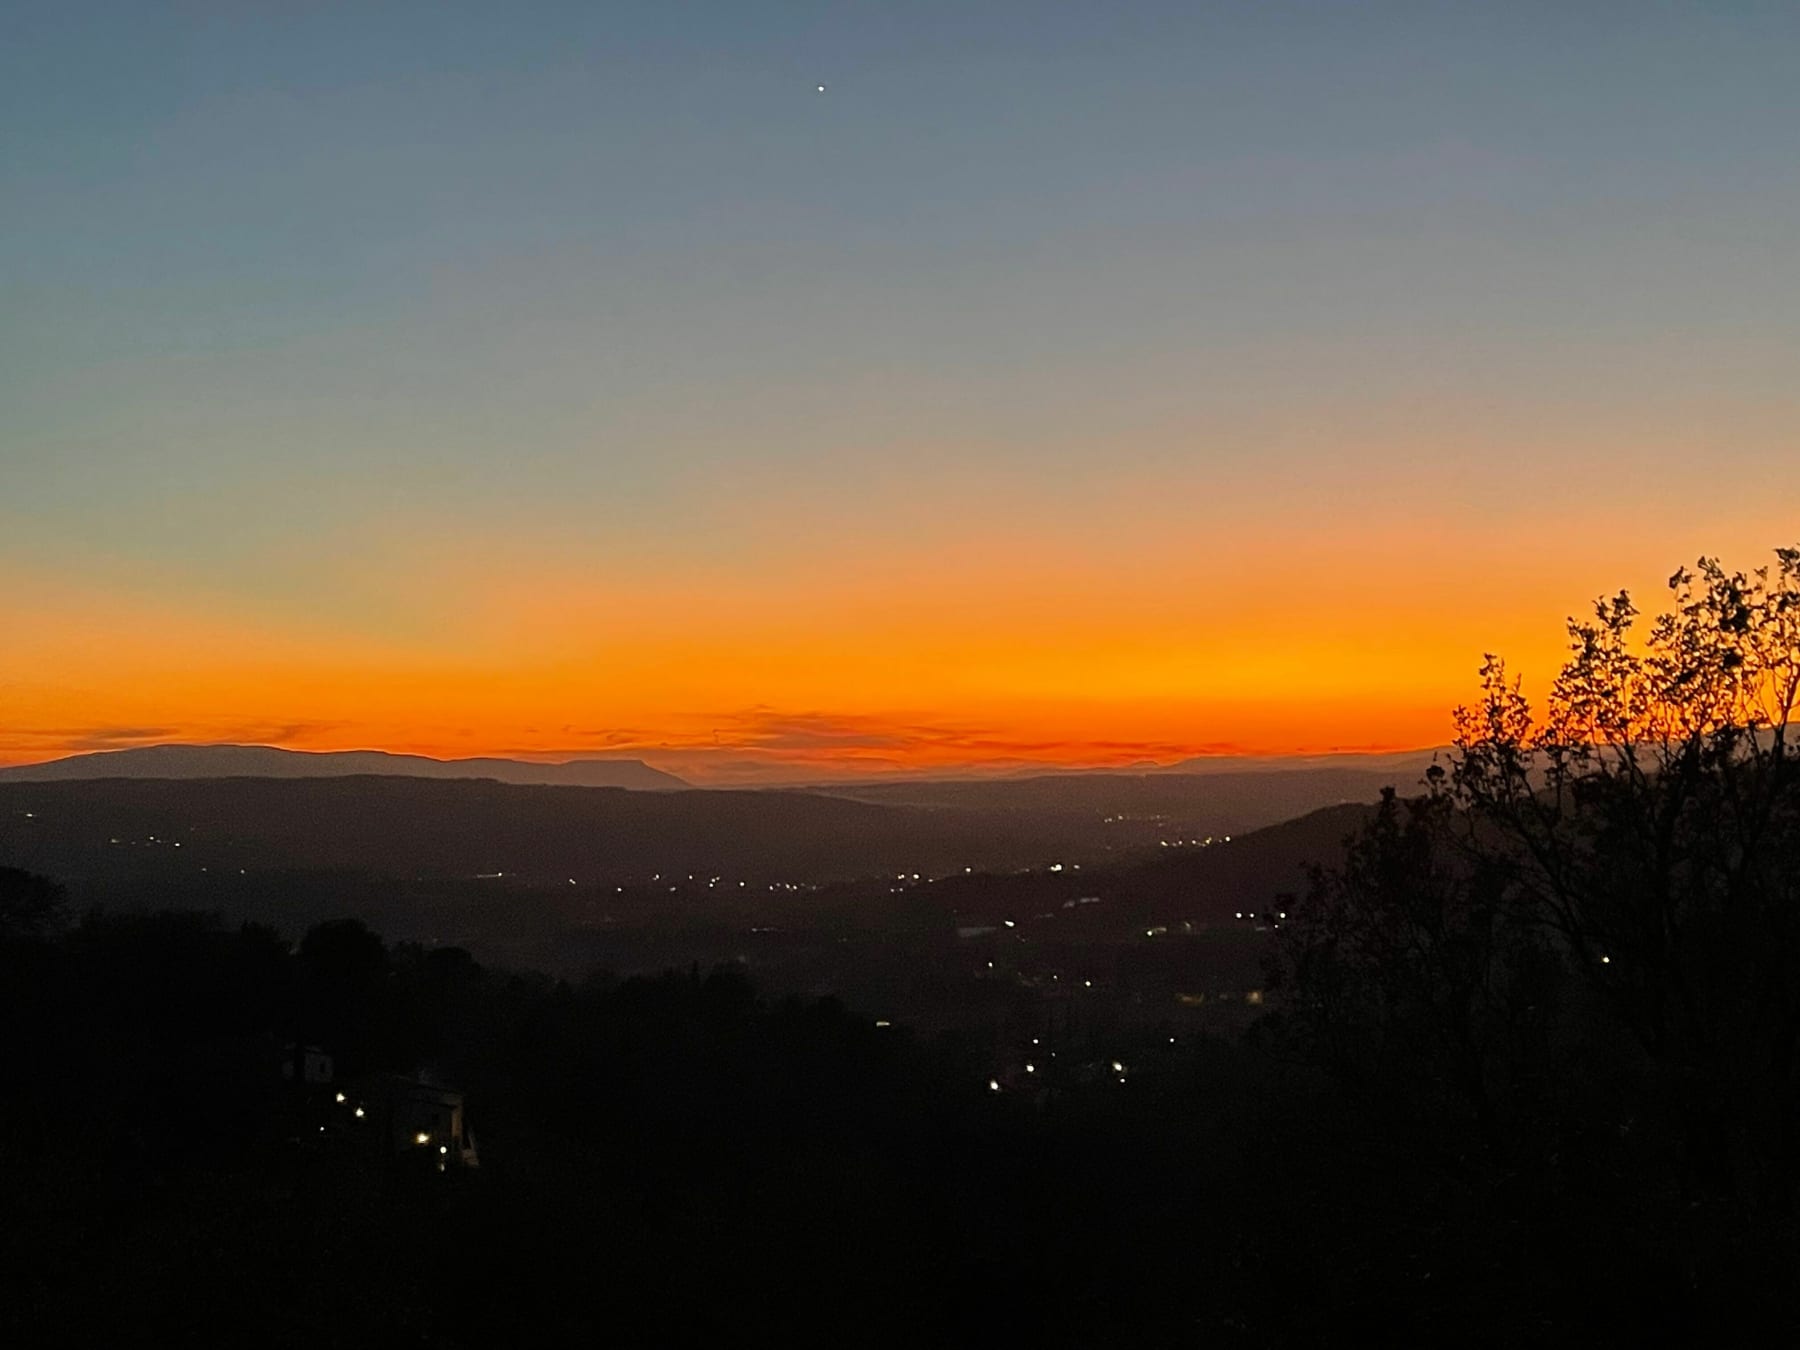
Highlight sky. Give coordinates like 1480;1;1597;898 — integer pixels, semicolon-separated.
4;1;1798;782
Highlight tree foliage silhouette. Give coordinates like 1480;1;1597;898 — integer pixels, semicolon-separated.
0;866;67;938
1286;546;1800;1212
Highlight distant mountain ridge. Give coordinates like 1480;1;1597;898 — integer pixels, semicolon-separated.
1154;748;1445;777
0;744;687;791
774;747;1445;789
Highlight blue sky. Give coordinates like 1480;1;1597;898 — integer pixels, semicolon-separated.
5;2;1799;775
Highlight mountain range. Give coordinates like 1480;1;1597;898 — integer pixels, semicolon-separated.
0;744;686;791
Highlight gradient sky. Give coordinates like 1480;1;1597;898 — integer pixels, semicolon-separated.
5;2;1798;781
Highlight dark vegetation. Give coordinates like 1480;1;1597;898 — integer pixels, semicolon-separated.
13;899;1754;1347
0;901;1302;1345
5;550;1799;1343
1273;549;1800;1338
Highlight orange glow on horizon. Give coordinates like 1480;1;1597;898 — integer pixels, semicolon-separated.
2;553;1566;783
9;501;1789;783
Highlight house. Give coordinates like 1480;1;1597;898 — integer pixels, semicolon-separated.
338;1072;480;1170
280;1042;334;1086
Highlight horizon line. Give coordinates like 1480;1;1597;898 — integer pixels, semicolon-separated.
0;738;1448;787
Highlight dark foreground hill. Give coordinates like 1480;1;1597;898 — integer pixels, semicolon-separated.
11;910;1766;1345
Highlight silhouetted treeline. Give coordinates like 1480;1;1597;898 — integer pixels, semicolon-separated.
4;887;1791;1346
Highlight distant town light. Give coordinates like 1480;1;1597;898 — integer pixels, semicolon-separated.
415;1131;431;1145
439;1145;449;1155
1111;1061;1124;1073
1025;1063;1036;1073
354;1107;365;1119
1600;955;1611;964
988;1080;1001;1093
336;1092;346;1103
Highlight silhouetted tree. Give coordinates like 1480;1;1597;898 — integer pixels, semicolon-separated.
298;917;411;1074
1287;546;1800;1213
1441;548;1800;1210
1277;788;1558;1161
0;866;66;938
